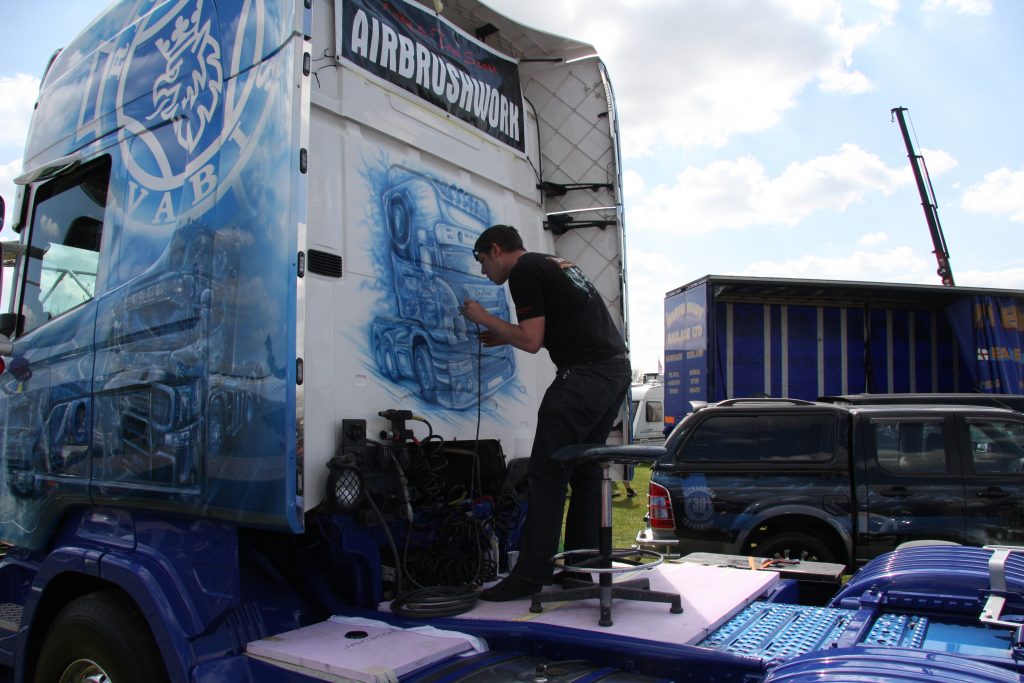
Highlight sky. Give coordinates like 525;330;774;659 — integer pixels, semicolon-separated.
2;0;1023;377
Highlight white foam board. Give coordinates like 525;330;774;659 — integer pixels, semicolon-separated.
247;620;473;682
449;562;778;645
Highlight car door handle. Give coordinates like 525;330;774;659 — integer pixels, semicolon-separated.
880;487;911;498
976;487;1010;499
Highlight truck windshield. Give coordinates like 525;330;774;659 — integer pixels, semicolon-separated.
439;244;486;279
21;157;109;334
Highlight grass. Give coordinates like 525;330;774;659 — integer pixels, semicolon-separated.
611;464;651;548
559;465;652;550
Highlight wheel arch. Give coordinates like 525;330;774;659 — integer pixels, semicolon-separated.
17;511;243;682
737;508;851;566
21;567;187;683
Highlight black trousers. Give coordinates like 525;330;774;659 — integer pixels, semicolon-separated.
512;356;632;584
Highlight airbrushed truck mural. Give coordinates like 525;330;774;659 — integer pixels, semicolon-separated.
367;165;516;410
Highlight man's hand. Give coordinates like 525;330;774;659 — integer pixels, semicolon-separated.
478;330;503;347
461;297;544;354
460;298;488;324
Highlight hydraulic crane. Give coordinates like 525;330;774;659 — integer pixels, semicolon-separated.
891;106;955;286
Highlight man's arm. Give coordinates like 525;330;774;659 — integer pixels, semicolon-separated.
461;299;545;354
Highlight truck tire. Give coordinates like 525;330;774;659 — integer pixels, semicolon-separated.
207;399;225;458
751;532;837;563
33;589;168;683
413;344;437;402
377;338;400;381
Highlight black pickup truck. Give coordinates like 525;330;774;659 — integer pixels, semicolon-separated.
635;398;1024;567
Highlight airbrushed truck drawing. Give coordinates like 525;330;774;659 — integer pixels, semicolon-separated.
371;166;516;409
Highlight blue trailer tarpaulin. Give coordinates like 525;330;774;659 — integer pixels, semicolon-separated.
948;296;1024;394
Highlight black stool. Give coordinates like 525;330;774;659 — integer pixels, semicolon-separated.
530;444;683;627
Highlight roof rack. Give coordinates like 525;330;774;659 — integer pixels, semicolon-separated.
716;398;817;407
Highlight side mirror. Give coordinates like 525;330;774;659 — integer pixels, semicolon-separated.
0;236;10;355
0;314;17;339
0;194;5;231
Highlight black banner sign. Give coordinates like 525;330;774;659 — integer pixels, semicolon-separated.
339;0;525;152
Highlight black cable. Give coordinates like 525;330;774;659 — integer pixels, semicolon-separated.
362;485;405;595
390;585;478;618
473;323;483;498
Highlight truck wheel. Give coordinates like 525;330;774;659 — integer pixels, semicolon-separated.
752;532;837;563
33;590;167;683
381;340;400;381
208;400;225;458
413;344;437;403
387;196;412;248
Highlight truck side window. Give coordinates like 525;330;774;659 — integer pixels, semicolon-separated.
968;420;1024;475
680;413;835;463
20;157;110;335
872;419;946;474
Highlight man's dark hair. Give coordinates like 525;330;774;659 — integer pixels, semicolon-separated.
474;224;524;255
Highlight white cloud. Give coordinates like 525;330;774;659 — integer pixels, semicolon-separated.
922;0;993;16
490;0;894;155
625;247;689;373
818;67;872;94
627;144;909;235
744;246;931;281
622;169;646;201
917;147;957;176
858;231;888;245
0;159;21;238
956;268;1024;290
743;249;1024;291
961;167;1024;222
0;74;40;147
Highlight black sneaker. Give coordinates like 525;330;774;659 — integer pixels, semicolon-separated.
479;576;542;602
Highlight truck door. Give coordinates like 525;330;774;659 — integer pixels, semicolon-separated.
958;414;1024;546
861;415;966;558
0;157;109;547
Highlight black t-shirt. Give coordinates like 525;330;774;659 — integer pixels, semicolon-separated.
508;252;626;368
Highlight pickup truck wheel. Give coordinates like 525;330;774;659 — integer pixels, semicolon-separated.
33;589;167;683
752;532;837;563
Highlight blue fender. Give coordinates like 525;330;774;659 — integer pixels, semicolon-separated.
763;646;1021;683
831;544;1024;611
16;508;242;682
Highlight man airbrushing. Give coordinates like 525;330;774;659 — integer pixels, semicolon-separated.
461;224;631;601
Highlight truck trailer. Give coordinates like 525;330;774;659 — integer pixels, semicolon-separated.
3;2;1024;682
664;275;1024;428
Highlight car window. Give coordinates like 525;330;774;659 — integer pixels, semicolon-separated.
967;420;1024;475
872;419;946;475
645;400;663;423
679;412;835;463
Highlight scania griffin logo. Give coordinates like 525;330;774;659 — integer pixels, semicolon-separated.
149;3;223;154
115;0;268;226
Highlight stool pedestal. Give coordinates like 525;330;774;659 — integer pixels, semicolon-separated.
528;445;683;627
